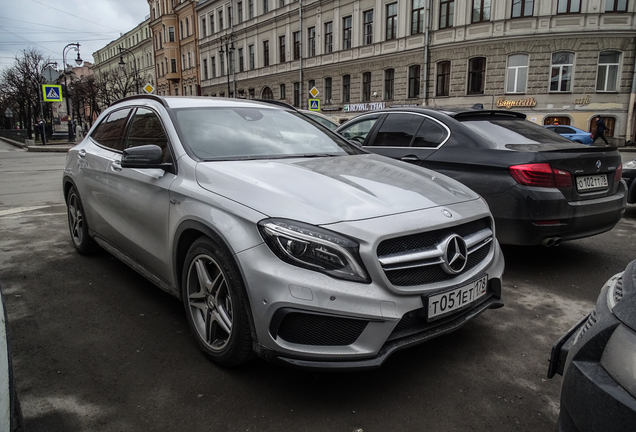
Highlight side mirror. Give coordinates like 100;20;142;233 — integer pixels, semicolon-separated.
121;145;171;169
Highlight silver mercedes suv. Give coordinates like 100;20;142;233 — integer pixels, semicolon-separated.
63;95;504;369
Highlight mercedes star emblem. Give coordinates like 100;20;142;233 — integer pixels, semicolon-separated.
441;234;468;275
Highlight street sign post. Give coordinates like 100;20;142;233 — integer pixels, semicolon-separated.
42;85;63;102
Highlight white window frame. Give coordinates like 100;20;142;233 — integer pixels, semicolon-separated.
506;54;529;94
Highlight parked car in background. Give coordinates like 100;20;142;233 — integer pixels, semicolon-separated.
63;96;505;369
0;282;24;432
623;158;636;204
299;109;340;131
548;259;636;431
544;125;594;145
336;108;627;246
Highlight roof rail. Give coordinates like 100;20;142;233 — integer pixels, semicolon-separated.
110;94;169;108
254;99;298;111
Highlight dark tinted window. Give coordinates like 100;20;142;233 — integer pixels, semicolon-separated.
412;119;448;147
373;114;424;147
461;119;573;145
91;109;131;151
126;108;169;160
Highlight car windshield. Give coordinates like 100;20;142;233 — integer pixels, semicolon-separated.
461;119;573;146
174;107;358;160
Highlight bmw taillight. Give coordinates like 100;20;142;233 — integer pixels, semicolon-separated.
614;164;622;182
509;163;573;188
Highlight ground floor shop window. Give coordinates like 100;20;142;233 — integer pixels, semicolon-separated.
543;117;570;126
590;116;615;137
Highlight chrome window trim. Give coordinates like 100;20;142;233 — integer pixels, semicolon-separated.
362;111;451;149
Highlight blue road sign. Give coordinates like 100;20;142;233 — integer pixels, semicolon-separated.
42;84;62;102
309;99;320;111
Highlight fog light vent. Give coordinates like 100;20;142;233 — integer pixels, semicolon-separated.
276;312;368;346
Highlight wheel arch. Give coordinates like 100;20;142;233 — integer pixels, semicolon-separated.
62;176;77;203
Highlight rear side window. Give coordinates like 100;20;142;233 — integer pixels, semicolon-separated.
412;119;447;148
373;114;424;147
91;109;131;151
461;119;573;145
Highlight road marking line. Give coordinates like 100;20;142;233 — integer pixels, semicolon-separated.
4;213;66;219
0;206;56;217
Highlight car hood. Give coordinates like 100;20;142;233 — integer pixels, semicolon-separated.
614;259;636;330
195;154;478;225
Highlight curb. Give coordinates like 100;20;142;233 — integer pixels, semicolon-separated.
0;136;75;152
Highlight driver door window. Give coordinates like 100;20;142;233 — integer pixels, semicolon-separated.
125;108;171;162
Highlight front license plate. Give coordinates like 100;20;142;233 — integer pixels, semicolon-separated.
427;276;488;321
576;174;608;192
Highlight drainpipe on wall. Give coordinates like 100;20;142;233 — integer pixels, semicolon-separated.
625;46;636;144
423;0;431;106
299;0;303;110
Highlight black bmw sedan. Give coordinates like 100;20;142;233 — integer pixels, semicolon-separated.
336;109;627;246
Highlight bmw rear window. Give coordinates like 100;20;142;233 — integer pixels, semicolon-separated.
460;119;573;147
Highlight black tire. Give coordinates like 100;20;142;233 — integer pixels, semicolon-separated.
181;237;253;366
66;186;96;255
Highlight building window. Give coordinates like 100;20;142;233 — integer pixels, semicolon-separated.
263;0;269;13
186;17;190;36
219;11;224;31
202;18;207;37
229;51;235;74
182;54;185;71
239;48;244;72
238;2;243;23
262;87;274;99
220;54;225;75
325;77;332;104
512;0;534;17
386;3;397;40
280;0;285;7
180;21;183;39
436;61;451;96
467;57;486;94
343;75;350;103
249;88;255;98
384;69;395;100
212;56;216;78
362;72;371;101
280;83;286;99
550;52;574;92
293;82;300;107
308;27;316;57
169;27;175;42
543;116;571;126
557;0;581;13
412;0;424;34
363;10;374;45
203;58;208;79
324;22;333;53
249;0;254;18
228;7;232;26
472;0;491;23
249;45;255;69
188;52;192;68
211;15;215;33
263;40;270;66
597;51;620;92
506;54;528;93
279;35;286;63
171;58;177;73
343;16;352;49
605;0;628;12
293;31;300;60
408;65;421;98
308;79;315;93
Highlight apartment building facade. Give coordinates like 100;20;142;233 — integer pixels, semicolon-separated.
148;0;200;96
196;0;636;143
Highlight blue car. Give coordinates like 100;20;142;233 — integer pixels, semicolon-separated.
544;125;594;145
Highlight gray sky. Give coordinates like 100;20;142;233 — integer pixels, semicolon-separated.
0;0;150;71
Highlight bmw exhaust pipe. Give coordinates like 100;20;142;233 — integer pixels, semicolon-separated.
541;237;561;247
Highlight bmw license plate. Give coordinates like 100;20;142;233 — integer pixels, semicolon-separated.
576;174;608;192
427;275;488;321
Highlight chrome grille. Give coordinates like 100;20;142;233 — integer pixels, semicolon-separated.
377;217;493;287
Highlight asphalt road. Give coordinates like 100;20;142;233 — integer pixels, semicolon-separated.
1;141;635;431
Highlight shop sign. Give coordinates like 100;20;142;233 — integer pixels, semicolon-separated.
574;95;591;105
496;97;537;109
343;102;386;112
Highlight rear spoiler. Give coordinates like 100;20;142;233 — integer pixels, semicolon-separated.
453;110;527;121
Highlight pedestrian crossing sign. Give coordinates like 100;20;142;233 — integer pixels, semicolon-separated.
309;99;320;111
42;84;63;102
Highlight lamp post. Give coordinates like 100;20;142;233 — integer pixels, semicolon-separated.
218;34;235;97
62;43;82;141
38;61;58;146
118;46;140;94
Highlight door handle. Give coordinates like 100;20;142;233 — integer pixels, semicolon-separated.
78;149;86;158
111;161;122;172
400;155;420;162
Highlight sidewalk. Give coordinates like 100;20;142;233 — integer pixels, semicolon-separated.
0;136;75;153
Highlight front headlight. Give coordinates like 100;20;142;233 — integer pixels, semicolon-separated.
622;159;636;170
600;324;636;399
258;218;370;283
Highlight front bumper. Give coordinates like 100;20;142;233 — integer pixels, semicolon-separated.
487;181;627;245
235;202;505;369
549;274;636;432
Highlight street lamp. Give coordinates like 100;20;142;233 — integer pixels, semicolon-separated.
219;34;235;97
118;46;140;94
62;42;82;141
38;61;58;146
